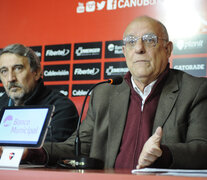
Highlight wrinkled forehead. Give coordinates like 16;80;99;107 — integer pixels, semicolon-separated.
124;18;162;37
0;53;29;67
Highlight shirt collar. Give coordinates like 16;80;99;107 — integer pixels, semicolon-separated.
131;76;157;98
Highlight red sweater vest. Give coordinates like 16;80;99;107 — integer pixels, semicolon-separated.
115;67;169;169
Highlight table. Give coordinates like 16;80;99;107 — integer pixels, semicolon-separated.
0;168;207;180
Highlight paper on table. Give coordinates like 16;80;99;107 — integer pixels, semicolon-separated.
131;168;207;177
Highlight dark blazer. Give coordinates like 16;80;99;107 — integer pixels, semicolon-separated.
44;69;207;169
0;78;79;142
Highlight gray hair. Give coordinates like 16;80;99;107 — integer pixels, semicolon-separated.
0;44;41;72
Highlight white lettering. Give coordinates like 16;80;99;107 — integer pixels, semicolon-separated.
46;49;70;56
184;40;204;49
35;51;41;57
44;70;69;76
60;90;68;96
75;47;101;56
177;40;204;50
106;66;128;76
72;89;89;96
174;64;205;71
74;68;100;75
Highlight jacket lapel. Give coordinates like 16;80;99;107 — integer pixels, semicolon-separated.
106;81;130;167
152;71;179;133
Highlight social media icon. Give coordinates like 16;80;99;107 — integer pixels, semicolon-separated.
97;1;106;10
77;3;85;13
86;1;96;12
107;0;117;10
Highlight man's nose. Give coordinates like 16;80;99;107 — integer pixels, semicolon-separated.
8;71;16;82
134;38;146;54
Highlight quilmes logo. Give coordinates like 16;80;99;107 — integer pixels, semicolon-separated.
3;115;13;127
76;0;157;13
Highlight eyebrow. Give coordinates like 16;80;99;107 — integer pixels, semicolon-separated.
0;64;24;69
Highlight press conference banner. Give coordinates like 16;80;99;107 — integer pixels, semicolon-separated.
0;0;207;113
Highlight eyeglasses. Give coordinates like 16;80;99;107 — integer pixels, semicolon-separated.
123;33;168;47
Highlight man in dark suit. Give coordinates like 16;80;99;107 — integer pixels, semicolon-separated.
0;44;79;143
15;16;207;169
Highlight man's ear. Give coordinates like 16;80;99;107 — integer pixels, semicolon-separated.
34;68;42;81
122;45;126;57
166;41;173;58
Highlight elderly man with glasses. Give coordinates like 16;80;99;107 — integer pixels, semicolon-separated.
21;16;207;170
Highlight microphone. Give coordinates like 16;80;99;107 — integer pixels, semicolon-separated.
8;98;14;106
59;76;123;169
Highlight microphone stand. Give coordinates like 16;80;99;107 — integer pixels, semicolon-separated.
59;76;123;169
75;80;111;157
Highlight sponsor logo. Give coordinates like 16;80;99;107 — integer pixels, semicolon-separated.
176;40;204;51
173;34;207;54
76;0;157;13
9;152;15;160
0;87;5;97
72;84;94;96
0;92;4;97
30;46;42;61
74;42;102;60
73;63;101;80
173;57;206;77
174;64;205;71
3;115;13;127
44;70;69;76
74;68;100;75
43;65;70;81
75;47;100;56
46;49;70;56
105;40;124;58
46;85;69;96
44;44;71;61
104;61;128;79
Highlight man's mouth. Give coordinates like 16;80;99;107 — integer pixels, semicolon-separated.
134;60;149;63
9;86;21;92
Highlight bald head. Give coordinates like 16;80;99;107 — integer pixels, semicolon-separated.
122;16;173;91
124;16;169;41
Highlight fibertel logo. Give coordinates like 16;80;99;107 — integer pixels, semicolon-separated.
76;0;157;13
